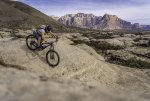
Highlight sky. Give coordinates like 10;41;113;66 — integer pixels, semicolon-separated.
14;0;150;24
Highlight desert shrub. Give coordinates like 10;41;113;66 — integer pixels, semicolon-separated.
146;53;150;58
119;58;150;69
71;38;124;51
71;40;90;45
139;43;150;47
89;42;124;50
133;38;142;42
92;35;113;39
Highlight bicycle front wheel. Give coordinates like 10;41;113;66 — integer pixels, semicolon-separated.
46;50;60;67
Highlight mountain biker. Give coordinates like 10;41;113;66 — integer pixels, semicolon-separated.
34;25;56;49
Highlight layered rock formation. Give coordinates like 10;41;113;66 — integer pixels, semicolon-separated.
57;13;132;30
58;13;100;29
97;14;132;30
141;25;150;30
55;13;150;30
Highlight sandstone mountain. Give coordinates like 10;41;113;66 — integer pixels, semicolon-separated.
96;14;132;30
141;25;150;30
58;13;101;29
54;13;150;30
0;0;66;31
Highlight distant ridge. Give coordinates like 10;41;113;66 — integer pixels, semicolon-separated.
51;13;150;30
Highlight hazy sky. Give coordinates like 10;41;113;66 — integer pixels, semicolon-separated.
16;0;150;24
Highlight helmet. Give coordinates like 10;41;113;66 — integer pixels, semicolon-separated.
40;25;46;29
45;25;52;32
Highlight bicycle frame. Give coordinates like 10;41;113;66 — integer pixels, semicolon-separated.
41;42;54;50
32;31;58;50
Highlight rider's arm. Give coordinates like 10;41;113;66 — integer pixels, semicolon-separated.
41;32;46;41
48;31;56;38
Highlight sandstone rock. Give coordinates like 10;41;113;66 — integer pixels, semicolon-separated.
1;28;13;33
0;31;11;38
112;35;120;38
123;34;136;38
77;44;105;61
115;37;134;47
15;29;31;37
73;37;90;43
138;40;150;47
0;66;150;101
108;49;150;63
1;35;150;101
90;38;97;42
108;50;135;61
129;47;150;58
97;39;125;47
0;37;150;90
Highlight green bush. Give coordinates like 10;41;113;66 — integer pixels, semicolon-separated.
71;40;85;45
119;58;150;69
89;42;124;50
146;53;150;58
133;38;142;42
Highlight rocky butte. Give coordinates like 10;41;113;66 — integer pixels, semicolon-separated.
51;13;150;30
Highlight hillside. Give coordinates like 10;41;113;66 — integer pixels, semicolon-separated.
0;0;67;31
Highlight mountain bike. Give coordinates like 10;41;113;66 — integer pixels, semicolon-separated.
26;33;60;67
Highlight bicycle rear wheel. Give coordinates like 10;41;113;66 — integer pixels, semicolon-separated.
26;35;38;51
46;50;60;67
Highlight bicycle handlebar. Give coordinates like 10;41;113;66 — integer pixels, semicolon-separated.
42;36;59;45
47;36;59;44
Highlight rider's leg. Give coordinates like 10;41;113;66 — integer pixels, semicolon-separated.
41;32;46;42
37;37;41;48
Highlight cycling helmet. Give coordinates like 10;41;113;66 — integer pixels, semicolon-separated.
40;25;46;29
45;25;52;32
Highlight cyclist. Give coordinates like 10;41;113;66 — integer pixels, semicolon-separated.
34;25;56;50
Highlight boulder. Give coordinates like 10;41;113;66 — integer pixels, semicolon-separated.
14;29;31;38
0;31;11;38
115;37;134;47
129;47;150;58
97;39;125;47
